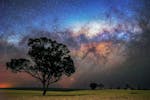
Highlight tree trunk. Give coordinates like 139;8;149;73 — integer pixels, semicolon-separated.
42;89;47;96
42;82;47;96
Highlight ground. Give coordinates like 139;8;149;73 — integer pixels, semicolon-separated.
0;89;150;100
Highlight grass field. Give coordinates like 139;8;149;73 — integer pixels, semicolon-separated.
0;89;150;100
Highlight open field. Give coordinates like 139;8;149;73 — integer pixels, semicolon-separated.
0;89;150;100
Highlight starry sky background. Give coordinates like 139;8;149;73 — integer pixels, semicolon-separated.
0;0;150;89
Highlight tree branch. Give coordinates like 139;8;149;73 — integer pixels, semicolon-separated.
24;71;42;81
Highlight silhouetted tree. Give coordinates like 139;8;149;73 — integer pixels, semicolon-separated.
6;37;75;96
90;83;98;90
98;83;104;89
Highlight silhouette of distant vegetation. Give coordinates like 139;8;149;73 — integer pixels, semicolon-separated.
90;83;97;90
89;83;104;90
89;83;148;90
6;37;75;96
98;83;104;89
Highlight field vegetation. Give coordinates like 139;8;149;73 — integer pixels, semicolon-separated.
0;89;150;100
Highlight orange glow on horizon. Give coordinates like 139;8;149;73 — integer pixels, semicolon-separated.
0;83;12;88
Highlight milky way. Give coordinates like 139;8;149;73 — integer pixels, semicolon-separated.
0;0;150;89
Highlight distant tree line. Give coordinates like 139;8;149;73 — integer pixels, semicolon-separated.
89;83;104;90
89;83;148;90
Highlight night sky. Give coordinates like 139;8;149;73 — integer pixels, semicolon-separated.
0;0;150;89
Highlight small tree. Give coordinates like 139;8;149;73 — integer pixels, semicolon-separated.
6;37;75;96
90;83;97;90
98;83;104;89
